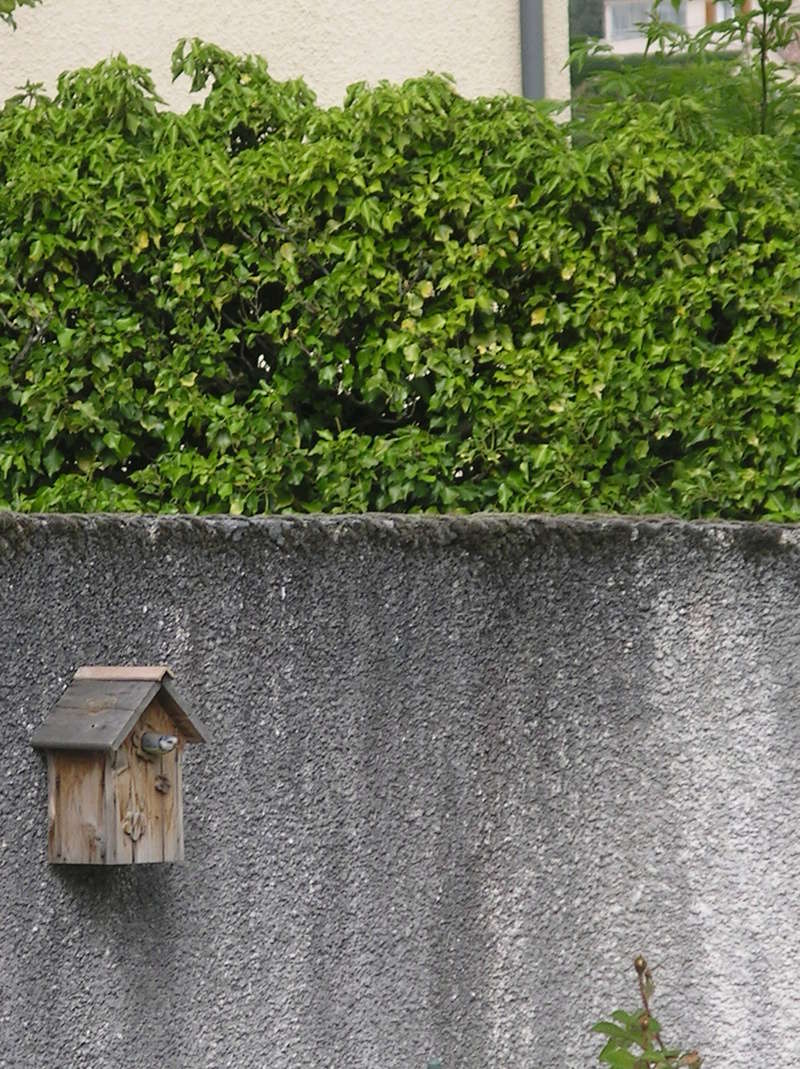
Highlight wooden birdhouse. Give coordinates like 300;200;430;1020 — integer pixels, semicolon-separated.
31;666;207;865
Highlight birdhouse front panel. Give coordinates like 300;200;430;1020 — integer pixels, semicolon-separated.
107;698;184;865
31;666;206;865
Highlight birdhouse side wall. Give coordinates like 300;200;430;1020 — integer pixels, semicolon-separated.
47;752;106;864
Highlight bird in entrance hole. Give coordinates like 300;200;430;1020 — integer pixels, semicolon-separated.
140;732;178;756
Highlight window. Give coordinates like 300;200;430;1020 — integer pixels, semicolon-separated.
606;0;687;40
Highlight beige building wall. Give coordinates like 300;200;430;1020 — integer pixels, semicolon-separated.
0;0;568;109
543;0;571;102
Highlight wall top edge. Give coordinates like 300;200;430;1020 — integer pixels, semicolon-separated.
0;510;798;557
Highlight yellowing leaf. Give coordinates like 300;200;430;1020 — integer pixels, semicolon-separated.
530;307;547;326
173;221;186;235
561;264;576;281
134;230;149;253
419;280;434;299
180;372;198;387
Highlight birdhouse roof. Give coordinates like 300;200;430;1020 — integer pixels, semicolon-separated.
30;666;208;752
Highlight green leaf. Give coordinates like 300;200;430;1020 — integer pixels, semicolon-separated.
599;1048;639;1069
592;1022;634;1041
42;447;64;476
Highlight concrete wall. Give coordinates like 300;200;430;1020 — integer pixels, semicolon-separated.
0;0;573;109
2;512;799;1068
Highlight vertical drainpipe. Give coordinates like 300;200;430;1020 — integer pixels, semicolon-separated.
520;0;545;99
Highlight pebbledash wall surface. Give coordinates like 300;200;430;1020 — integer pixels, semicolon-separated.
1;512;799;1068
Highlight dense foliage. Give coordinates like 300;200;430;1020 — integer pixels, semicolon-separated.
3;30;800;518
573;0;800;139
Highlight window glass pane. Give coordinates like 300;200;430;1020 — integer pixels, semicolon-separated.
608;0;687;40
569;0;605;40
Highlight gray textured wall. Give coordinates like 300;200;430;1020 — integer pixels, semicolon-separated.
1;513;799;1069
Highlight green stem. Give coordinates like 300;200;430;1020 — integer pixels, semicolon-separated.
760;4;768;135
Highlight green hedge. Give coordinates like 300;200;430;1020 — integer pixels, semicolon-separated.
2;41;800;518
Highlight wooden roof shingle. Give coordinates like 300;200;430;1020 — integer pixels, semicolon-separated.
30;666;208;752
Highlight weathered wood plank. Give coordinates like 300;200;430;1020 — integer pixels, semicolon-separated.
160;735;181;863
47;755;59;862
51;679;154;709
74;665;172;682
32;681;159;751
109;740;134;865
134;742;161;864
48;752;105;864
159;678;209;744
173;742;184;862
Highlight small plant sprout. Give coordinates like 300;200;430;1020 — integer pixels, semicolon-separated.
593;955;701;1069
